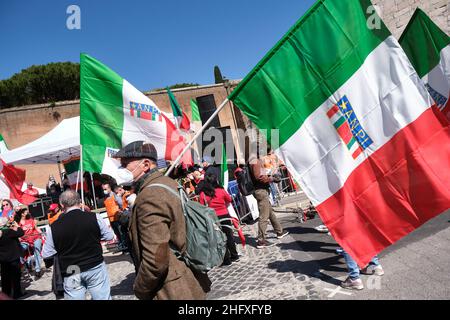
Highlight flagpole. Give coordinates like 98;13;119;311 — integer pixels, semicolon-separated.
75;170;80;193
90;171;98;210
165;98;229;177
80;145;85;211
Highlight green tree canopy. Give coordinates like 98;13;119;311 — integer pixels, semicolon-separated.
0;62;80;109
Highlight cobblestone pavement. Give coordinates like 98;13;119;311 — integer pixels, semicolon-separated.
206;217;325;300
22;209;326;300
20;204;450;300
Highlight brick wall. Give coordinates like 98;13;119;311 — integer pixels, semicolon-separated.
0;83;245;187
371;0;449;39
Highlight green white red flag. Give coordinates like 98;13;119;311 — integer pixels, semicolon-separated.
0;135;8;154
400;8;450;120
229;0;450;267
167;87;191;131
63;157;87;190
80;54;192;176
189;98;202;133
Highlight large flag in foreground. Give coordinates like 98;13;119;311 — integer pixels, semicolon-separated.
400;8;450;120
0;159;36;205
80;54;192;174
229;0;450;267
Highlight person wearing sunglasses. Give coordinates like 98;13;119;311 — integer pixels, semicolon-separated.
1;200;14;219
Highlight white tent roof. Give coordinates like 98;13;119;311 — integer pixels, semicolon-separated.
1;117;80;164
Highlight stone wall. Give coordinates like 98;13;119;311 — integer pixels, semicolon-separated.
371;0;450;39
0;83;245;188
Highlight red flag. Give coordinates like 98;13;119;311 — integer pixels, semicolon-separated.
0;159;37;205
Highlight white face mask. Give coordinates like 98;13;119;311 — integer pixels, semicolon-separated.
116;160;145;185
103;190;110;195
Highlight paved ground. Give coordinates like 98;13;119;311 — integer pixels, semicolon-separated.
19;194;450;300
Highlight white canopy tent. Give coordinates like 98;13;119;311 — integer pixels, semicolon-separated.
1;116;80;165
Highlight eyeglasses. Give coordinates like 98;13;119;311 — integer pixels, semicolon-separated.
2;203;10;207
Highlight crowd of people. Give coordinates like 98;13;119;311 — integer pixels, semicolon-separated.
0;140;383;300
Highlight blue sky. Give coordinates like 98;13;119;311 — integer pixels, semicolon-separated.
0;0;316;91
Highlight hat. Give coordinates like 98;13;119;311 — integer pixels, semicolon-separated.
112;141;158;161
49;203;59;212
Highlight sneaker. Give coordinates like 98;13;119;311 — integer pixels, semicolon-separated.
276;231;290;239
314;225;329;233
256;239;277;249
341;277;364;290
360;265;384;276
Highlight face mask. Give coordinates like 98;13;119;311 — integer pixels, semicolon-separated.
103;190;110;195
116;160;145;185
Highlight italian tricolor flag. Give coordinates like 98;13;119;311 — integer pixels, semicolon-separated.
0;135;8;154
63;157;87;190
80;54;192;175
190;98;202;133
400;8;450;120
167;87;191;131
189;98;203;164
229;0;450;267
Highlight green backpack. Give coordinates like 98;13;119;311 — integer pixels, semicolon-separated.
147;183;227;273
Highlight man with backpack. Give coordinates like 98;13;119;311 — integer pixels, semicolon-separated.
113;141;212;300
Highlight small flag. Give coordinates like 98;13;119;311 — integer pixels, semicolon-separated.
400;9;450;119
0;135;9;154
0;158;36;205
167;87;191;131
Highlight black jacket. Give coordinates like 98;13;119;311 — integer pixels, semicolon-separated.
0;228;24;262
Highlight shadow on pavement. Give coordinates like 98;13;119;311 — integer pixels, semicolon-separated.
271;224;348;286
19;289;53;300
111;272;135;297
104;253;134;265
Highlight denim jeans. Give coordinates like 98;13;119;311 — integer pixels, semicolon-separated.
342;250;380;280
63;262;111;300
21;238;43;273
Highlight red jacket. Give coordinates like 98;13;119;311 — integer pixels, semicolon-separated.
200;188;232;216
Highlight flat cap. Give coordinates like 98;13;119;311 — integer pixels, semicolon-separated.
112;141;158;161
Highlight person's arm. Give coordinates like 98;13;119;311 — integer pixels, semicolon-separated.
223;189;232;205
133;191;173;300
42;227;57;259
6;226;24;238
96;214;115;241
199;192;206;205
250;160;273;184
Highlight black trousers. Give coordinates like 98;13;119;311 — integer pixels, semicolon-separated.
1;260;22;299
219;215;239;263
